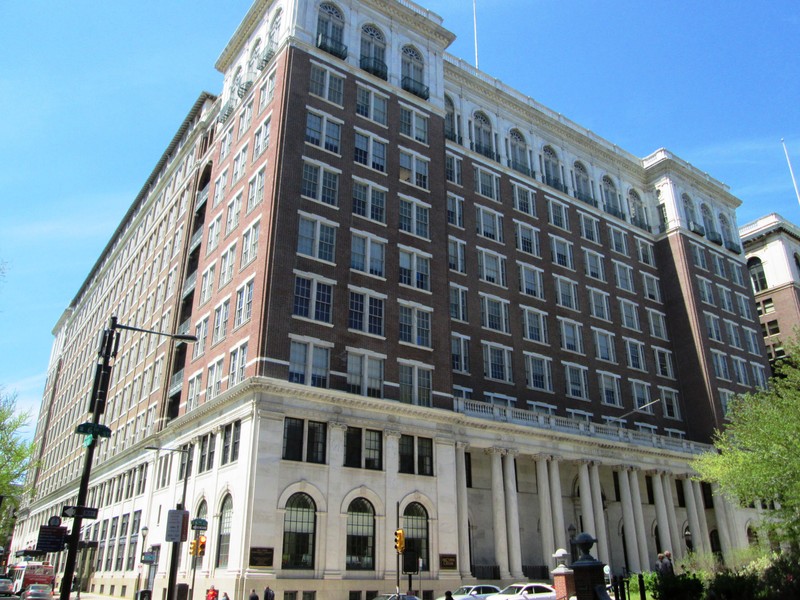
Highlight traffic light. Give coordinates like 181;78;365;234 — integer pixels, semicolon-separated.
394;529;405;554
198;535;207;556
189;540;197;556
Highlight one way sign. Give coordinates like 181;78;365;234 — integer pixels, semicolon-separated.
62;506;99;519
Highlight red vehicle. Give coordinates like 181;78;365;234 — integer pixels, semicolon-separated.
9;563;55;595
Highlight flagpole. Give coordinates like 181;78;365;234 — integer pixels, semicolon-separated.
782;138;800;208
473;0;479;69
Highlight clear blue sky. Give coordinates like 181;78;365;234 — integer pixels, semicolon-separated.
2;0;799;436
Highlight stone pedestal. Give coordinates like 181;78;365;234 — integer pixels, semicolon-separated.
550;565;575;600
571;532;609;600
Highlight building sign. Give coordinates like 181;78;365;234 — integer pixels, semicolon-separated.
439;554;457;570
249;547;274;567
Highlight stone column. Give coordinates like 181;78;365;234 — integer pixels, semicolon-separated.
488;448;511;579
503;450;523;579
323;422;348;577
711;484;733;563
536;455;556;566
455;442;471;578
682;477;702;555
628;468;650;571
578;461;596;540
650;471;671;555
589;462;609;564
692;480;711;553
550;456;567;551
617;467;641;573
385;430;402;580
663;473;683;560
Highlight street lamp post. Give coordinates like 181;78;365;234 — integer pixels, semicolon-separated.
135;526;149;594
146;446;192;600
58;317;197;600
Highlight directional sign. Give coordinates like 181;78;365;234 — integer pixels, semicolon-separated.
62;506;99;520
190;518;208;531
74;423;112;438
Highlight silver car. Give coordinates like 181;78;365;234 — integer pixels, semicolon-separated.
486;583;556;600
436;585;501;600
0;579;14;597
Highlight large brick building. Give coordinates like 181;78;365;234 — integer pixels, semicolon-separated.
13;1;770;598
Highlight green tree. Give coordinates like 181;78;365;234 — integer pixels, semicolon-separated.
694;353;800;542
0;387;35;539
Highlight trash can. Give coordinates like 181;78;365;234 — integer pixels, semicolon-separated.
136;590;152;600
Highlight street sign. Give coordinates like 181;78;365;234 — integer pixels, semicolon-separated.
62;506;99;520
74;422;112;438
36;525;67;553
48;516;62;527
141;551;157;564
190;518;208;531
165;509;189;542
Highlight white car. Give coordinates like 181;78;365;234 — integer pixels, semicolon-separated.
486;583;556;600
371;595;421;600
436;585;501;600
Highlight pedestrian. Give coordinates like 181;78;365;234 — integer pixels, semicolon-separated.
249;590;259;600
264;586;274;600
445;592;453;600
662;550;675;576
206;586;219;600
654;553;665;575
222;593;230;600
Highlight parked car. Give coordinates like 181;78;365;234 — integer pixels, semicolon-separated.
0;579;14;597
371;595;421;600
436;585;501;600
486;583;556;600
21;585;53;600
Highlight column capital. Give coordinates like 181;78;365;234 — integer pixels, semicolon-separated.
505;448;519;458
329;421;349;432
385;429;402;439
456;441;470;451
533;453;552;462
485;446;505;456
645;469;664;477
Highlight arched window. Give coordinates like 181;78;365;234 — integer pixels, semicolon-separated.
248;39;262;73
473;112;493;159
719;214;733;244
543;146;561;190
682;194;698;226
509;129;529;175
346;498;375;570
216;494;233;568
401;46;428;99
360;25;387;79
196;500;208;567
628;190;648;229
316;3;342;45
746;525;759;546
282;493;316;569
601;176;621;217
231;67;243;98
402;502;429;571
444;95;457;141
701;204;717;234
747;257;768;292
573;161;591;203
269;9;283;47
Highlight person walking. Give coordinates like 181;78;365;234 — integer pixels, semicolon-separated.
249;590;259;600
264;586;275;600
654;553;665;575
206;586;219;600
662;551;675;576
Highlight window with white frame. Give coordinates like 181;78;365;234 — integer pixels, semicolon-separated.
751;362;767;388
301;160;340;206
354;130;387;172
346;352;385;398
704;312;723;342
599;372;622;406
226;193;242;234
187;372;203;412
194;317;209;358
482;342;513;383
352;179;386;224
690;243;708;270
199;264;216;304
232;144;249;183
398;302;432;347
207;215;222;254
697;277;715;305
447;193;464;227
580;213;600;243
213;170;228;207
478;248;507;286
297;213;337;263
515;221;540;256
550;236;574;269
247;167;265;212
522;306;548;343
400;106;429;143
588;288;611;321
524;352;553;392
229;342;248;387
348;287;385;336
289;337;331;387
717;286;734;313
259;70;276;111
355;84;388;125
253;117;271;158
293;272;334;323
725;320;742;349
351;230;385;277
450;284;468;321
631;380;652;410
398;361;432;406
660;388;681;419
730;260;745;287
614;261;635;293
529;401;556;415
518;262;544;299
238;100;253;137
584;249;605;281
212;299;230;344
234;279;254;327
559;318;584;353
548;199;569;230
513;183;536;217
240;220;260;267
399;149;430;189
736;293;753;320
642;273;661;302
474;165;501;201
654;347;674;378
593;328;616;363
732;356;749;385
637;239;655;266
476;205;504;242
743;327;759;354
712;253;726;278
625;338;646;371
399;247;431;291
305;109;342;154
480;294;511;333
564;363;589;399
451;334;470;373
711;350;730;380
219;129;233;161
620;299;640;331
648;309;668;340
399;195;430;238
609;227;628;255
446;153;463;185
206;357;224;400
719;388;734;416
309;63;344;105
554;275;579;310
448;237;466;273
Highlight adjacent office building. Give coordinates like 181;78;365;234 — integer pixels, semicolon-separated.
13;1;771;598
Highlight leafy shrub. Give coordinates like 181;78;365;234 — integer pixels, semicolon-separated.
703;570;760;600
650;572;704;600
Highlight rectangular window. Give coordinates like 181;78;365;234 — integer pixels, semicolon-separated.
594;328;616;363
711;350;730;380
648;309;668;340
519;263;544;299
247;168;265;212
515;221;541;256
476;205;504;242
355;85;388;125
282;417;327;463
301;161;340;206
718;286;734;313
351;231;385;277
448;237;466;274
580;214;600;243
450;284;468;321
297;213;337;263
599;372;622;406
548;200;569;230
231;144;249;183
400;106;429;143
564;363;589;399
620;299;640;331
584;250;605;281
559;318;584;354
346;352;385;398
399;247;431;291
352;179;386;224
625;338;646;370
229;342;248;387
654;347;674;378
293;274;334;323
398;363;432;407
447;193;464;227
643;273;661;302
480;294;511;333
614;261;635;293
637;239;655;266
513;183;536;217
344;427;383;469
219;243;237;288
451;334;470;373
588;288;611;321
732;357;749;385
348;289;385;336
691;243;708;270
234;280;254;327
399;435;434;475
220;420;242;465
473;166;501;201
305;110;342;154
522;306;548;343
524;352;553;392
551;236;574;269
632;380;652;410
555;276;579;310
609;227;628;255
240;221;260;266
399;196;430;238
354;131;387;172
212;300;230;344
253;117;271;158
399;150;429;189
206;358;224;400
289;339;331;387
705;312;723;342
398;303;432;347
309;64;344;104
726;320;743;349
478;249;507;287
258;70;276;110
446;153;463;185
483;342;514;382
698;278;715;305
